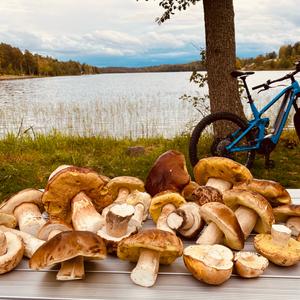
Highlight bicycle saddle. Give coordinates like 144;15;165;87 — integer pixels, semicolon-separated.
231;70;255;78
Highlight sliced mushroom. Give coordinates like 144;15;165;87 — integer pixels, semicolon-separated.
0;231;24;274
286;217;300;237
183;244;233;285
234;252;269;278
117;228;183;287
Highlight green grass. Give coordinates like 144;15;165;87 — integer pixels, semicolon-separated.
0;131;299;202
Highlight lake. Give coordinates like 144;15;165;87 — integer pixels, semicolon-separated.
0;71;298;138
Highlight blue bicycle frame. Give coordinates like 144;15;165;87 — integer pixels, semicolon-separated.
225;79;300;153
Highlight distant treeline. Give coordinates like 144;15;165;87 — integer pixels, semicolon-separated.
0;43;101;76
237;41;300;70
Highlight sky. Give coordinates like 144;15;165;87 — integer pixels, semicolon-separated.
0;0;299;67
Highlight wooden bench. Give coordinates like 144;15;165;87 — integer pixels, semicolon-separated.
0;190;299;300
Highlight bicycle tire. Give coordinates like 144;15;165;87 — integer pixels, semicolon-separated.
189;111;256;168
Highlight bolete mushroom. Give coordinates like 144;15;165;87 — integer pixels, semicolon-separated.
149;191;186;233
117;228;183;287
0;212;17;228
193;157;253;193
145;150;190;197
29;231;107;280
181;181;200;201
186;185;223;206
254;224;300;266
42;166;112;223
234;178;291;207
38;218;73;241
0;231;24;274
0;189;45;237
183;244;233;285
223;189;274;239
166;202;204;239
196;202;244;250
234;252;269;278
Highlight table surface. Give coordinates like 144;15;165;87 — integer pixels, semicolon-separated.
0;189;299;300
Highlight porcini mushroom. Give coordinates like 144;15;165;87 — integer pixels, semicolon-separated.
29;231;107;280
145;150;190;197
196;202;244;250
254;224;300;266
0;212;17;228
186;185;223;206
149;192;186;233
42;166;112;223
183;244;233;285
181;181;200;201
38;218;73;241
0;189;45;237
234;252;269;278
117;228;183;287
0;231;24;274
223;189;274;239
166;202;204;239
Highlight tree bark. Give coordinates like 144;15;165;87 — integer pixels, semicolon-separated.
203;0;245;120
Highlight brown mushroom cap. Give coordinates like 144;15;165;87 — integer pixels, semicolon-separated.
0;232;24;274
0;189;43;214
181;181;200;201
223;189;274;233
29;231;107;270
145;150;190;197
37;218;73;240
117;228;183;265
0;212;17;228
42;166;111;223
193;157;253;186
234;179;291;207
189;186;223;206
273;205;300;222
149;191;186;223
200;202;244;250
183;244;233;285
254;233;300;266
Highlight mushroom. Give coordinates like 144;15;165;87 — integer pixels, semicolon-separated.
181;181;200;201
234;252;269;278
126;190;151;229
38;218;73;241
0;231;24;274
273;204;300;236
117;228;183;287
234;178;291;207
183;244;233;285
166;202;204;239
71;192;105;232
101;176;145;218
149;191;186;233
42;166;112;223
0;189;45;237
0;212;17;228
97;203;136;253
196;202;244;250
186;185;223;206
193;157;253;193
145;150;190;197
223;189;274;239
254;224;300;266
0;225;44;258
29;231;107;280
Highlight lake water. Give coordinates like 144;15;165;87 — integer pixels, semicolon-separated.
0;71;298;138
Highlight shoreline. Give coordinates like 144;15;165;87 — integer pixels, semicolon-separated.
0;75;42;81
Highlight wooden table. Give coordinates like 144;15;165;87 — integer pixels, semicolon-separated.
0;190;299;300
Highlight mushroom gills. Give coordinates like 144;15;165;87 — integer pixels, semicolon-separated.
130;248;160;287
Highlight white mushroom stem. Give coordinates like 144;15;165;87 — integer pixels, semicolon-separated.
106;204;135;237
286;217;300;236
130;248;160;287
271;224;291;247
196;222;224;245
206;177;232;193
71;193;105;232
130;203;145;229
115;188;131;204
0;225;44;258
167;212;184;230
156;204;176;234
0;231;7;256
56;256;85;281
234;206;258;238
13;203;46;237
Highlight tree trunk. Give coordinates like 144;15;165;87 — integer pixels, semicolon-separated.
203;0;245;120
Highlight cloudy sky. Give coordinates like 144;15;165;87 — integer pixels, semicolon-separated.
0;0;299;67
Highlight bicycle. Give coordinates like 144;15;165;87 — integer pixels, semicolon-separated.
189;60;300;169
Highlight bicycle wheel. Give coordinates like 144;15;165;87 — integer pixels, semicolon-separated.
189;112;256;168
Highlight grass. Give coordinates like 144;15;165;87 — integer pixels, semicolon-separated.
0;131;299;202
